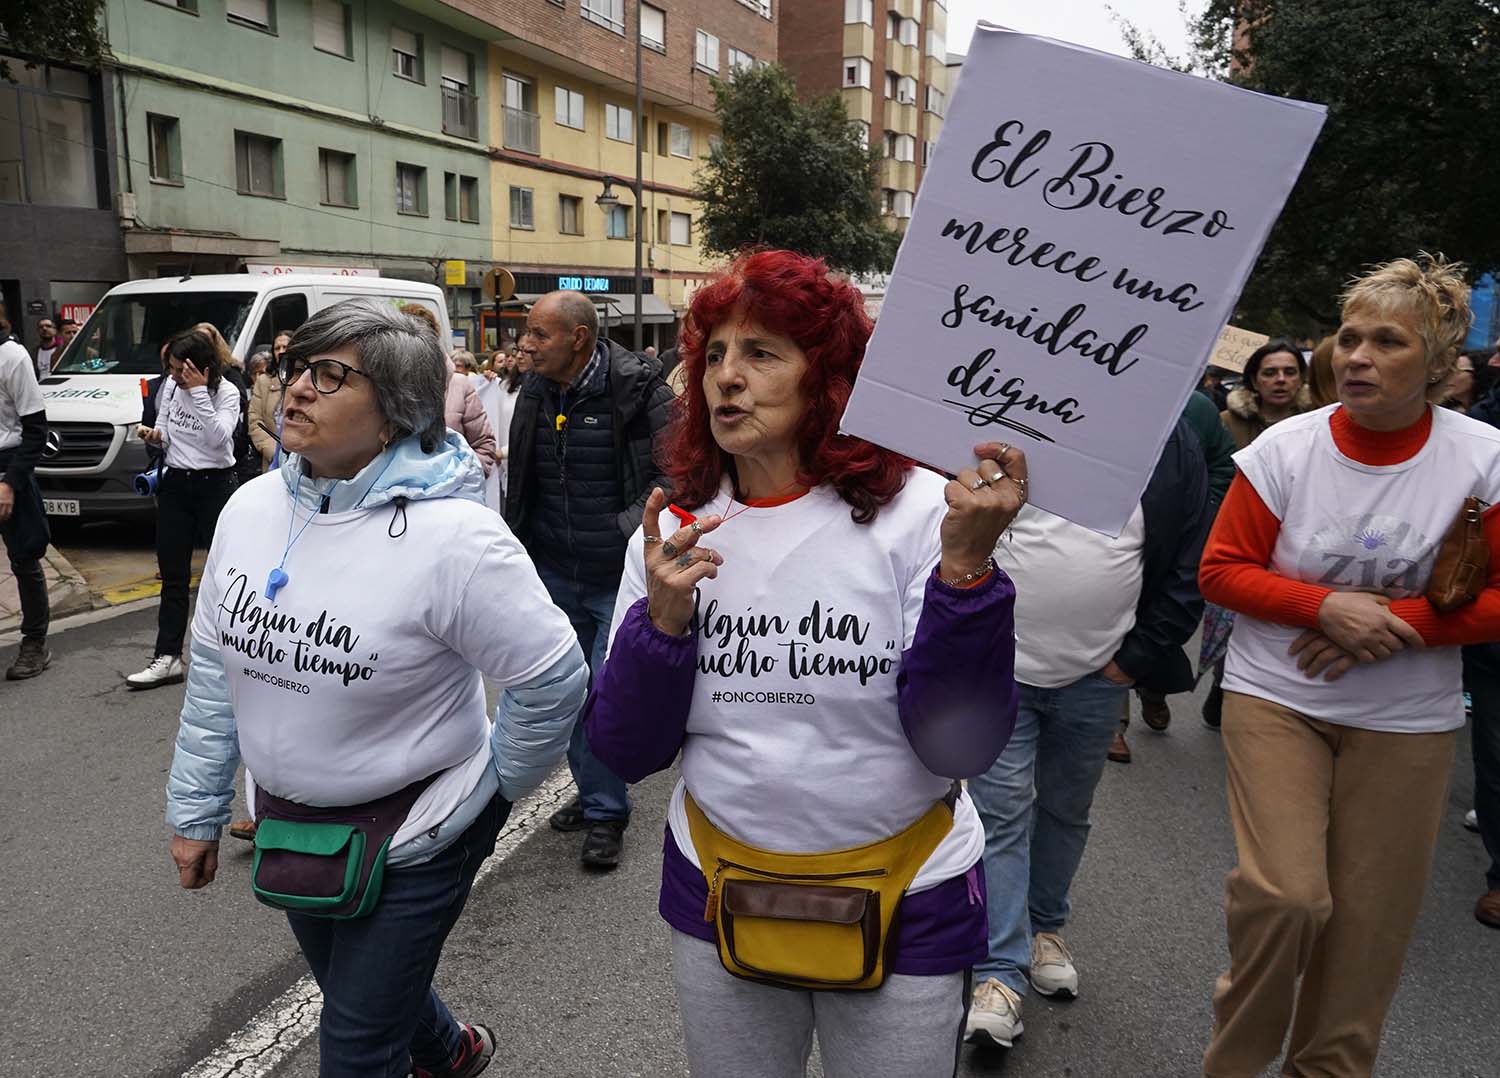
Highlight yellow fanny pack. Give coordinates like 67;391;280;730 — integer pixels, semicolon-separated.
683;787;956;991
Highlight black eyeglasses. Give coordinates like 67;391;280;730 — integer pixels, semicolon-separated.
277;355;372;394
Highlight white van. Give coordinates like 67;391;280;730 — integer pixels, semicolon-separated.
38;274;451;526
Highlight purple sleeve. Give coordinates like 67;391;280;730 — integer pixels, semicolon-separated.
896;568;1019;778
582;597;697;782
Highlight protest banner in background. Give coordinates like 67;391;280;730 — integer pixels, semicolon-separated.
840;26;1326;534
1209;325;1271;374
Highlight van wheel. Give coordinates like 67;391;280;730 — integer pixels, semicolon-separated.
47;519;84;544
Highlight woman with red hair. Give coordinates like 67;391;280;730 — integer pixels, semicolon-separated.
583;250;1024;1076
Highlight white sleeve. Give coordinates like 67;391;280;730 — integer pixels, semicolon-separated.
606;527;650;660
900;501;945;650
444;530;580;686
1231;436;1286;519
1;344;44;415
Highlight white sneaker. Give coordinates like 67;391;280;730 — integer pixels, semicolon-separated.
127;654;185;689
1466;809;1481;833
965;977;1024;1048
1030;931;1079;999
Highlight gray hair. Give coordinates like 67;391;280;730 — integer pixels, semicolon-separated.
547;290;600;353
284;300;448;452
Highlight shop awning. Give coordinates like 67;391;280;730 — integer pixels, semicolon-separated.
594;292;677;325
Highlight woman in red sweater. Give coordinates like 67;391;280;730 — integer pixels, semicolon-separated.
1198;254;1500;1078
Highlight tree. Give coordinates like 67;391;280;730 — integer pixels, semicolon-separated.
1114;0;1500;335
1;0;111;82
694;64;899;274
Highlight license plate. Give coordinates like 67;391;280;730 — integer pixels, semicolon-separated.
43;498;80;517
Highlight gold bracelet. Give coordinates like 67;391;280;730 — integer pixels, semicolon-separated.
939;557;995;588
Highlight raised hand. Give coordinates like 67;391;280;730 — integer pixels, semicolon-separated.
940;442;1029;582
641;488;724;636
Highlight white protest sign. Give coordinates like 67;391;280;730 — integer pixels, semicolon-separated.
1209;324;1271;374
840;26;1326;534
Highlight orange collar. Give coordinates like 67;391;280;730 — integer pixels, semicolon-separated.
1329;406;1432;466
739;488;811;509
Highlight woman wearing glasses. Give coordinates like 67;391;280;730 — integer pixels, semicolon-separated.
127;326;244;689
165;301;587;1078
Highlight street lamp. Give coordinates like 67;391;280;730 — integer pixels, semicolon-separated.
594;177;619;210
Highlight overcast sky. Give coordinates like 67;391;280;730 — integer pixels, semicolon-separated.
944;0;1192;60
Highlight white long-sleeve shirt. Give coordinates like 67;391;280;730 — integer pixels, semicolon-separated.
154;376;240;470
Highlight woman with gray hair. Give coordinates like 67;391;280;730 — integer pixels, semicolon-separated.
165;300;587;1078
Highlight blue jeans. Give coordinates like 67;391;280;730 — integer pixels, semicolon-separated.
536;564;630;823
286;793;510;1077
1463;651;1500;890
967;672;1127;994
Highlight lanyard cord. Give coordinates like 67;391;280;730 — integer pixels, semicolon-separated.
264;448;398;602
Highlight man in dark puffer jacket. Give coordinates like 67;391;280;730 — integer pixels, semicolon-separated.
506;290;674;869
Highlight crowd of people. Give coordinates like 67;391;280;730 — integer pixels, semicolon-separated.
1;247;1494;1078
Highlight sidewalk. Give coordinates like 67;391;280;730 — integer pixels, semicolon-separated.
0;546;96;634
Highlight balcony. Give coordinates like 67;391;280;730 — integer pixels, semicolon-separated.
442;86;479;141
503;106;540;154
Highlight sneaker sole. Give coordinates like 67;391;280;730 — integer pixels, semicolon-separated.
965;1023;1024;1049
549;817;590;833
126;675;185;690
5;659;52;681
1030;978;1077;1000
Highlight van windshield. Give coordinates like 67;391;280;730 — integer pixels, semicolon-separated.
52;292;256;376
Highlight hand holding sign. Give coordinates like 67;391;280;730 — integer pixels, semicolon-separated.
840;27;1325;535
940;442;1028;580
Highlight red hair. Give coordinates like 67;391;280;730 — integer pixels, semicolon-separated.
664;249;910;523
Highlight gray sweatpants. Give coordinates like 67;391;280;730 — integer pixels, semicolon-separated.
670;930;970;1078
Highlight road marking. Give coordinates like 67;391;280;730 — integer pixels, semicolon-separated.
180;769;577;1078
100;571;201;606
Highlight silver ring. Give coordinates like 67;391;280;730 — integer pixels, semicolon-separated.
970;477;988;491
983;469;1005;485
643;535;663;545
690;521;703;535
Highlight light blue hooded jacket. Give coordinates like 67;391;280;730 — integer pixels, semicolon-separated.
164;432;588;864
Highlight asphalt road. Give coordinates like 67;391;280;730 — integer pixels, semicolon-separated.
2;604;1496;1078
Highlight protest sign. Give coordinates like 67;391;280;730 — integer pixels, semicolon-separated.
839;26;1326;534
1209;325;1271;374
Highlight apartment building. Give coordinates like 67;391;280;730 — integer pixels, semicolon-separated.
480;0;777;351
778;0;950;231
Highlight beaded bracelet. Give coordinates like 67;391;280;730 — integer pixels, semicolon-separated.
939;556;995;588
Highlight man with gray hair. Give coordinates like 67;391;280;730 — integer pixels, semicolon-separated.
506;290;674;869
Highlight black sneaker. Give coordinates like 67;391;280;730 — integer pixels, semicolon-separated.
549;797;588;832
1202;685;1223;730
5;638;51;680
580;819;627;870
412;1022;495;1078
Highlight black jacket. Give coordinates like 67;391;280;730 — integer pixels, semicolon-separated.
505;340;674;581
1112;418;1213;694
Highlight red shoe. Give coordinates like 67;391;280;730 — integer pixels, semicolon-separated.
413;1023;495;1078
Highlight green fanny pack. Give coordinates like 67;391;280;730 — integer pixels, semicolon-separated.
250;775;435;919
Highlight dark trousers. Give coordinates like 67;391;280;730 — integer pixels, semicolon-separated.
287;793;510;1078
154;468;235;657
5;553;47;641
1462;650;1500;890
0;463;50;642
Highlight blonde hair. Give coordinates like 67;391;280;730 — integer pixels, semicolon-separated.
1340;253;1472;398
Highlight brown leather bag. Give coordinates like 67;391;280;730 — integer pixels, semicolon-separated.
1426;496;1489;612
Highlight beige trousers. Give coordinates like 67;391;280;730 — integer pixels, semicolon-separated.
1202;692;1458;1078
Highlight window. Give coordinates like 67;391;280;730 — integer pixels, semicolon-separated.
459;175;479;223
503;73;539;153
922;139;936;166
559;194;583;235
554;86;585;129
707;133;723;155
893;133;915;162
898;17;920;47
444;171;458;219
881;188;895;215
695;30;720;73
883;130;896;158
925;86;945;116
605;103;633;143
897;75;918;104
440;46;471;92
842;57;871;88
581;0;625;34
670;211;691;246
641;4;666;50
884;70;897;99
440;46;477;138
728;47;754;74
234;131;282;197
226;0;274;30
318;148;356;207
735;0;772;15
508;185;533;229
391;28;422;81
894;190;913;218
844;0;872;24
395;161;426;214
312;0;350;56
0;64;105;208
927;29;946;59
149;0;198;12
250;294;310;356
669;122;691;158
147;114;181;183
605;203;631;239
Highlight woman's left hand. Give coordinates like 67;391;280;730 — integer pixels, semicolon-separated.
171;835;220;889
177;359;208;390
940;442;1028;581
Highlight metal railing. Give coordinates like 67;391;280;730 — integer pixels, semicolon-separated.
502;107;540;154
442;87;478;140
